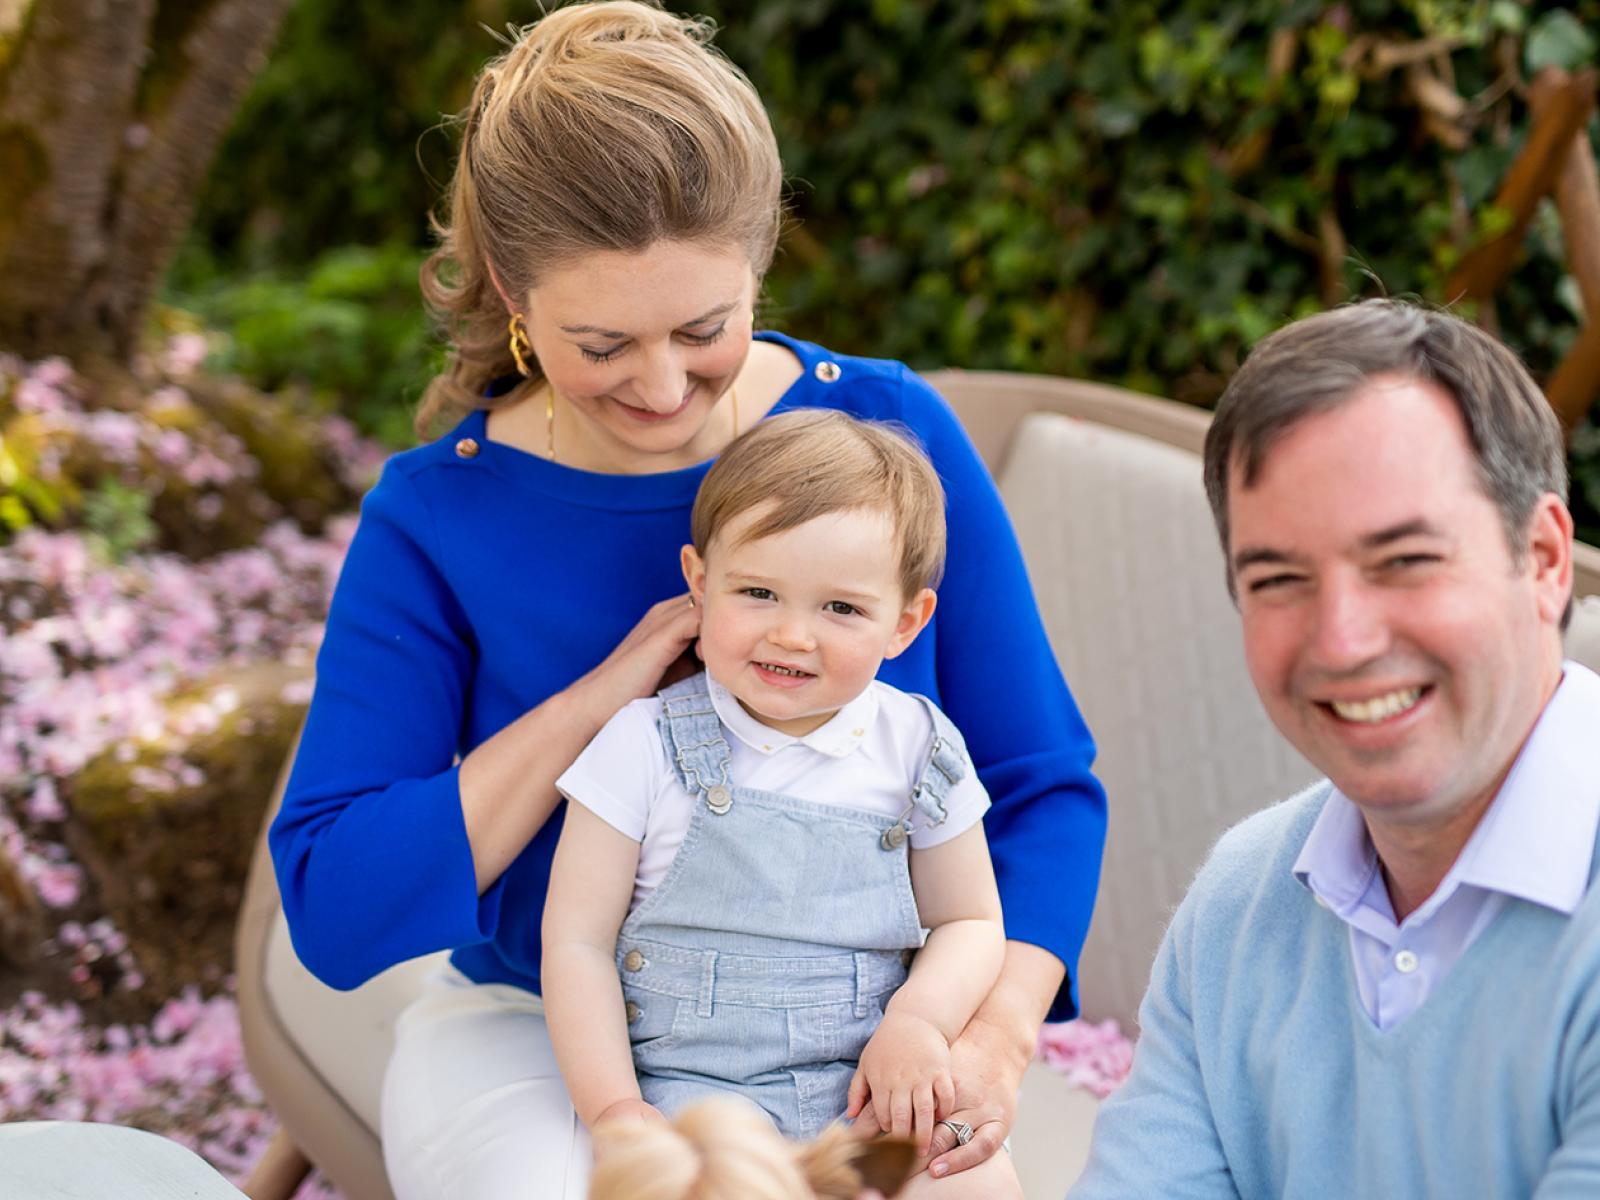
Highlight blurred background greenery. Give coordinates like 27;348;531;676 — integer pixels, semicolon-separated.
163;0;1600;538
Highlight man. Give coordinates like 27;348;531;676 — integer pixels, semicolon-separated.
1071;300;1599;1198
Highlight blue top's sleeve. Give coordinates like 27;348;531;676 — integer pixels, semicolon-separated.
269;462;505;989
896;370;1108;1020
1069;890;1240;1199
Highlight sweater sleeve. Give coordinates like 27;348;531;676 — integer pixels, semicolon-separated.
898;370;1108;1020
269;461;504;990
1533;984;1600;1196
1069;884;1241;1199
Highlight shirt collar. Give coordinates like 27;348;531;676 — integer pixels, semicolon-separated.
706;676;879;758
1293;660;1600;918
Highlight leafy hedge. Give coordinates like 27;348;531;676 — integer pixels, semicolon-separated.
176;0;1600;536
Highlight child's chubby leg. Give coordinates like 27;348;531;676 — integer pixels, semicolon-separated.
895;1147;1023;1199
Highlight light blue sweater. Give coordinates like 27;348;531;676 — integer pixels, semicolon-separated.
1071;784;1600;1199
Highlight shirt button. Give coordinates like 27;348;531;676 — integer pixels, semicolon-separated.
622;949;645;972
814;361;841;382
624;1002;641;1023
454;437;480;458
1394;949;1420;974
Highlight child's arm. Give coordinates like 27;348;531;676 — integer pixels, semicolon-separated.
541;801;661;1129
848;822;1006;1155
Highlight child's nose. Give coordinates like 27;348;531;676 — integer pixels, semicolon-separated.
768;617;815;652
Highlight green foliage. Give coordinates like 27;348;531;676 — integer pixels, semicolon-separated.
166;243;438;446
183;0;1600;536
82;479;158;563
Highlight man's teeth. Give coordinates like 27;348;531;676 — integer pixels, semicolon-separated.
1329;687;1423;724
759;663;807;677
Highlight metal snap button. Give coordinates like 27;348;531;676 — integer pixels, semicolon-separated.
623;949;645;972
880;824;908;850
814;361;841;382
625;1001;642;1023
454;437;480;458
706;785;732;814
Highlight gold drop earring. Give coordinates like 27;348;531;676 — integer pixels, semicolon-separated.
507;313;555;461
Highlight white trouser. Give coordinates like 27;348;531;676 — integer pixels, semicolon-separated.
381;965;592;1200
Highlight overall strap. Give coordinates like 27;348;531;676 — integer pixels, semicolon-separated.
657;673;734;814
880;696;968;851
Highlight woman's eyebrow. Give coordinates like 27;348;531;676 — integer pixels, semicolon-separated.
559;301;738;338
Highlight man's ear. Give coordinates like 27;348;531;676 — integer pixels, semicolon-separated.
681;544;707;604
883;588;937;660
1524;493;1574;626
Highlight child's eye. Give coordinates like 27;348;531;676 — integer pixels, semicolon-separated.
825;601;859;616
741;587;775;601
580;344;624;363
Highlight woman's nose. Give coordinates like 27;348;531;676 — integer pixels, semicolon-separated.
633;347;689;413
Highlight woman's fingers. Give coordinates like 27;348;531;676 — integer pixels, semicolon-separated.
927;1109;1006;1179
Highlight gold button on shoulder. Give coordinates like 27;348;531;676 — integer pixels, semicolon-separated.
623;949;645;972
814;360;841;382
454;437;480;459
625;1001;641;1023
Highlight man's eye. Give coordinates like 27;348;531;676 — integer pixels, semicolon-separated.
1245;574;1303;594
1384;554;1439;571
825;601;858;616
741;587;775;601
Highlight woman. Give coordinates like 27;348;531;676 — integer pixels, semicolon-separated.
268;4;1106;1197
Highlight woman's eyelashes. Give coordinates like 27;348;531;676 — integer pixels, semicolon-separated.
577;323;728;364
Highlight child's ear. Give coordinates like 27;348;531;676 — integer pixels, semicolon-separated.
681;544;707;603
883;588;937;660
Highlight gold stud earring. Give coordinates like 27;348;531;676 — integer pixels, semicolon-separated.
507;313;534;377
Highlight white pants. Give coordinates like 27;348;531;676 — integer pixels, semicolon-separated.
381;966;592;1200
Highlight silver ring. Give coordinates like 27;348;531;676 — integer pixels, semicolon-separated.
938;1118;974;1146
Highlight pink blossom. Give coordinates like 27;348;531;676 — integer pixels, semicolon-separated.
1035;1018;1135;1098
161;334;210;377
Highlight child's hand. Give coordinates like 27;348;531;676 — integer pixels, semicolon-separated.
847;1011;954;1157
591;1097;668;1128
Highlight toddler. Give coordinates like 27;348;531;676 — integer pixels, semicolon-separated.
542;410;1007;1176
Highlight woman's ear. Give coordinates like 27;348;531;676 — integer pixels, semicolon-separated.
681;544;707;604
883;588;937;660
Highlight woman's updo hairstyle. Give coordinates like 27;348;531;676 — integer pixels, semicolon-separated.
416;0;784;438
587;1099;917;1200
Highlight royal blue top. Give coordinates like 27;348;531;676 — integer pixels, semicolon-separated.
270;332;1107;1020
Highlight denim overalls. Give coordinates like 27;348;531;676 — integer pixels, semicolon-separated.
616;673;970;1138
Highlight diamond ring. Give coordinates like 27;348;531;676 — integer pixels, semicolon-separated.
938;1118;974;1146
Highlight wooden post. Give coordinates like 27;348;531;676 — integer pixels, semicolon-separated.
1548;319;1600;434
1447;67;1598;304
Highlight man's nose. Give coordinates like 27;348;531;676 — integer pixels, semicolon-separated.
1308;577;1390;672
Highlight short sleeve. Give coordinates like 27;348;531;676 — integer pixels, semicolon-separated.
556;698;668;842
909;756;990;850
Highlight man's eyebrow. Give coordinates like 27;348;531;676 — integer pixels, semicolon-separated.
559;301;738;338
1231;546;1298;575
1232;519;1447;573
1358;518;1445;549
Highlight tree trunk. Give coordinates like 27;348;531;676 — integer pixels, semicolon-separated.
0;0;293;365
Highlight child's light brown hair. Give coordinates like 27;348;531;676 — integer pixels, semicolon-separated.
691;410;947;601
588;1099;916;1200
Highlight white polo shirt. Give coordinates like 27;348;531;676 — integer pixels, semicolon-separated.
557;675;991;907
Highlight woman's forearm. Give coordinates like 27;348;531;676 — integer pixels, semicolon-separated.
459;685;608;892
965;940;1065;1072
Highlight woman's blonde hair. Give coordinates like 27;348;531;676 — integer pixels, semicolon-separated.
588;1100;916;1200
417;0;784;437
692;410;948;601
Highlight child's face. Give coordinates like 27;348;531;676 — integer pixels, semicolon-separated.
681;505;936;737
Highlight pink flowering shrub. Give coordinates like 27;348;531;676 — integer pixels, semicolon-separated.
0;347;375;1191
1036;1018;1135;1099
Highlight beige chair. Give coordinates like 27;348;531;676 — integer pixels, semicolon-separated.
235;371;1600;1199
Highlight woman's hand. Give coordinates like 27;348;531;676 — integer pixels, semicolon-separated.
567;593;701;729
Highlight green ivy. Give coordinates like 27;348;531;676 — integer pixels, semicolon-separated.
180;0;1600;538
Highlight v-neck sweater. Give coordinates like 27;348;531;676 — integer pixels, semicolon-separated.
1072;781;1600;1199
269;331;1107;1019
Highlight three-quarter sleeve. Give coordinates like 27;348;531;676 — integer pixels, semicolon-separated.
897;370;1109;1020
269;461;504;990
